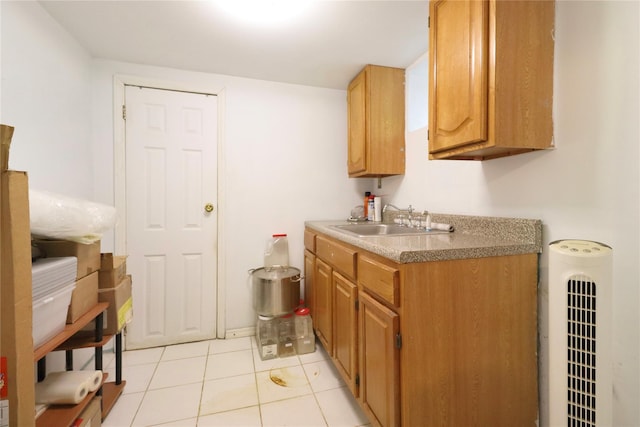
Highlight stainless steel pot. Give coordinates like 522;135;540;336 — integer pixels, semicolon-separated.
249;266;301;316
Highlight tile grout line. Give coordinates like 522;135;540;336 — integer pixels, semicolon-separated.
129;346;166;427
250;336;266;427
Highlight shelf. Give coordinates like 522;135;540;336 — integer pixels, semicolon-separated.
35;373;106;427
101;380;126;420
33;302;126;426
55;333;114;352
34;302;109;362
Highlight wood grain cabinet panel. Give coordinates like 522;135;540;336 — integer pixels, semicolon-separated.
303;228;538;427
347;65;405;177
316;235;357;281
358;255;399;307
313;258;333;354
304;229;316;253
428;0;555;160
358;291;400;427
333;271;359;395
303;249;315;329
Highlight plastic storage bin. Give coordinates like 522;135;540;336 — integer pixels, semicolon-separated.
256;315;278;360
32;282;75;348
294;307;315;354
277;313;296;357
31;257;77;300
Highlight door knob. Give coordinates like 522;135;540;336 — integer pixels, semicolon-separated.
204;203;214;213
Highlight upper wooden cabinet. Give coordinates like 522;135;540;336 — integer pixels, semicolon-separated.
428;0;555;160
347;65;405;177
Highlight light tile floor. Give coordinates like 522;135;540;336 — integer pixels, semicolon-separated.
100;336;371;427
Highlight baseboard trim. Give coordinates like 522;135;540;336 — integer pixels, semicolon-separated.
224;327;255;339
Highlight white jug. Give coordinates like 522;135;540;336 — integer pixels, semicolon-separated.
264;234;289;269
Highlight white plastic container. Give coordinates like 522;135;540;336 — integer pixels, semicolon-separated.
256;315;278;360
32;282;75;348
277;313;296;357
294;307;315;354
374;196;382;222
264;234;289;269
31;256;77;300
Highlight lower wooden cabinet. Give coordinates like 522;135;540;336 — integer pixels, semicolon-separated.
303;249;315;328
314;258;333;353
333;271;358;395
304;228;538;427
358;291;400;427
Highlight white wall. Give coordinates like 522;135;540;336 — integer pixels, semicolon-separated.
380;2;639;426
1;1;638;425
90;60;363;332
0;1;93;198
0;1;96;372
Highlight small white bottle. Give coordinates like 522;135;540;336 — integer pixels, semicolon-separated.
373;196;382;222
367;196;375;221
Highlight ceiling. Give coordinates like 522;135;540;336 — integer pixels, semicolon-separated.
39;0;429;90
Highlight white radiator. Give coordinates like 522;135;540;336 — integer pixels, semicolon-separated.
549;240;613;427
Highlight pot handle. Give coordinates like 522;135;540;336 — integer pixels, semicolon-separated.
291;275;304;282
247;268;259;290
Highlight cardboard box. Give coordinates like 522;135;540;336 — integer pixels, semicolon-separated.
33;239;100;279
0;124;36;426
66;271;99;324
74;396;101;427
84;275;133;335
98;253;127;289
0;357;7;400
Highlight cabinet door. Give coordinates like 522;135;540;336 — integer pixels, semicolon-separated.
333;271;358;396
303;249;315;328
347;69;367;175
359;291;400;427
429;0;489;153
314;258;333;355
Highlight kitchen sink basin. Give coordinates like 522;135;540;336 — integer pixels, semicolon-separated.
330;223;450;237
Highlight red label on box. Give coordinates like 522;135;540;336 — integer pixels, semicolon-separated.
0;356;7;399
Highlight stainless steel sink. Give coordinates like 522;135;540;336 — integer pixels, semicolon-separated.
330;223;449;237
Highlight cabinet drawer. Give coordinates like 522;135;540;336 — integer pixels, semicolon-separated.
304;229;316;252
316;236;357;281
358;255;399;307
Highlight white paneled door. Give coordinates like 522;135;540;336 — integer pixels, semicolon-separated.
124;86;218;349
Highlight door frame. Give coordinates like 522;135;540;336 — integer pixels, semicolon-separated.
112;74;227;339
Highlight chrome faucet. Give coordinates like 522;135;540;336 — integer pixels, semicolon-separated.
382;204;413;214
383;204;414;227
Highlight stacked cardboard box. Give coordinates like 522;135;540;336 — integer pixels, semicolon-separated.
73;396;101;427
32;240;100;324
84;254;132;335
1;124;36;426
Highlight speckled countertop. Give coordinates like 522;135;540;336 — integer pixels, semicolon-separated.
305;213;542;264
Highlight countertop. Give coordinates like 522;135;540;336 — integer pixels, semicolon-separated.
305;213;543;264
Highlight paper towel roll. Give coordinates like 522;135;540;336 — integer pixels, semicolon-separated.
35;370;103;404
431;222;454;232
35;376;88;405
59;370;101;392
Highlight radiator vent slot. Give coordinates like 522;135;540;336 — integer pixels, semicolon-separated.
567;275;597;426
549;240;612;427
